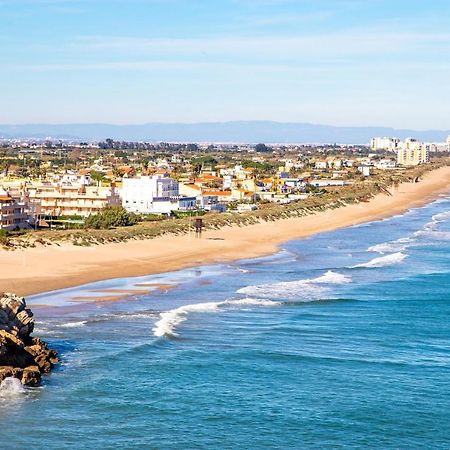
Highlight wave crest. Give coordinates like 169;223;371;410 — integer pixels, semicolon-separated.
352;252;407;268
236;270;351;300
153;298;279;338
368;238;412;254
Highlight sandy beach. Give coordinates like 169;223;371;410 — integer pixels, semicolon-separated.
2;165;450;297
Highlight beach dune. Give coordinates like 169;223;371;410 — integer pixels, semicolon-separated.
2;165;450;297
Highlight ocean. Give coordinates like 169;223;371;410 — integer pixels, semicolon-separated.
1;195;450;449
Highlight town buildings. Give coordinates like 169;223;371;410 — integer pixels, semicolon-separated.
0;135;443;229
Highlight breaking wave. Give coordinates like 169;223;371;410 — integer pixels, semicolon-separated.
59;321;88;328
368;238;413;254
352;252;407;268
236;271;351;299
0;377;26;402
368;210;450;254
153;298;280;338
431;211;450;223
416;230;450;241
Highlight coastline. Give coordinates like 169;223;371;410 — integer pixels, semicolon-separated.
3;165;450;297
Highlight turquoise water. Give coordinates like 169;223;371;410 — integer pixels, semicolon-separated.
2;196;450;449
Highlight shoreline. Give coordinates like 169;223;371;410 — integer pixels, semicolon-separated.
3;165;450;297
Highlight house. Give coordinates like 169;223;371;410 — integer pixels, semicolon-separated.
375;159;396;170
314;161;327;170
198;195;226;212
179;183;202;198
358;165;372;177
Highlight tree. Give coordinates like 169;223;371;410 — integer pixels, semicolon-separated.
90;170;107;186
255;143;272;153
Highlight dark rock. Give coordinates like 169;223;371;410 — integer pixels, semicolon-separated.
0;293;58;386
21;366;41;386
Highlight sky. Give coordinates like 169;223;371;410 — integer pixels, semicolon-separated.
1;0;449;129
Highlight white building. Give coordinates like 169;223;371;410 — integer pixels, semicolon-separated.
121;175;181;214
358;165;372;177
370;137;400;151
375;159;396;170
309;180;350;188
314;161;327;170
425;142;448;153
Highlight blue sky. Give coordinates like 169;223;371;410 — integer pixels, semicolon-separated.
1;0;449;128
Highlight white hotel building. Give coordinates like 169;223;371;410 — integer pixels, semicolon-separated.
121;175;195;214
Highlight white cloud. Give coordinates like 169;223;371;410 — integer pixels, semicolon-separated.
68;28;450;62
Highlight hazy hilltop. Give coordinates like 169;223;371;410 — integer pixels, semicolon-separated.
1;121;449;144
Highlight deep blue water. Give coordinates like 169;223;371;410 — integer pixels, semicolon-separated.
1;196;450;449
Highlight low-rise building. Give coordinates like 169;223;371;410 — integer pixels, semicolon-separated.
358;165;372;177
375;159;396;170
25;183;121;217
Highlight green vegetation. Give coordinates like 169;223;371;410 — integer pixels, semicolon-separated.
171;210;206;219
254;143;272;153
84;206;140;230
1;159;449;250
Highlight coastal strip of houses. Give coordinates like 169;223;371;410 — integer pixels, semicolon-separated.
0;134;439;230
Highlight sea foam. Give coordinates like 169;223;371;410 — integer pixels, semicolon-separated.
236;270;351;300
415;229;450;241
368;237;413;254
59;321;88;328
0;377;26;401
431;210;450;223
352;252;407;268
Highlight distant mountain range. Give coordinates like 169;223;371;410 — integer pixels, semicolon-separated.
0;121;449;144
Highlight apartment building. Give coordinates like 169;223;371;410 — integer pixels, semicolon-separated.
397;138;429;166
24;183;121;217
0;190;29;230
370;137;400;151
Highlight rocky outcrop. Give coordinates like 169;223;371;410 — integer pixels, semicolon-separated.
0;293;58;386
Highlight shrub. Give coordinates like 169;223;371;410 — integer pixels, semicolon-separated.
84;207;140;230
0;229;10;246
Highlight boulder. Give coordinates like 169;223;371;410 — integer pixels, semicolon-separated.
0;293;58;386
21;366;41;386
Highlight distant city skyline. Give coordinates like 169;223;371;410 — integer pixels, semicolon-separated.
1;0;450;128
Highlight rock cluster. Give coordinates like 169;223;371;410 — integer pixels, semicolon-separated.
0;293;58;386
